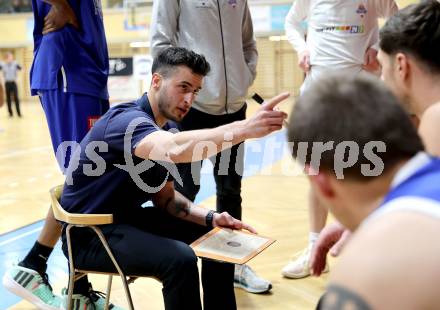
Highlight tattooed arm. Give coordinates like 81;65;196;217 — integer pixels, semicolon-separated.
321;212;440;310
317;285;371;310
153;181;256;232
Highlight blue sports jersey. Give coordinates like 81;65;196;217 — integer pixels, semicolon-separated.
30;0;109;99
61;94;175;219
382;157;440;205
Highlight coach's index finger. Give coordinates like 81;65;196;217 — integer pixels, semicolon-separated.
262;92;290;111
241;222;258;234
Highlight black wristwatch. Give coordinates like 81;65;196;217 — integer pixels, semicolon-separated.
205;210;216;229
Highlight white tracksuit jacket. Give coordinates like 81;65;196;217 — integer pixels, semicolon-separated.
150;0;258;115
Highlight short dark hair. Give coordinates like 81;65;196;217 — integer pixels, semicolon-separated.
151;47;211;78
380;0;440;74
287;74;424;180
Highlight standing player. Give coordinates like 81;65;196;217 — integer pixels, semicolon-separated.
2;1;110;309
282;0;398;279
0;52;22;117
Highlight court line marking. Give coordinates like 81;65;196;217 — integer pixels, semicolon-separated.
0;146;51;160
0;227;42;247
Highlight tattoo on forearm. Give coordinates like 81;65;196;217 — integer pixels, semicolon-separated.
165;197;190;217
174;200;190;217
317;285;371;310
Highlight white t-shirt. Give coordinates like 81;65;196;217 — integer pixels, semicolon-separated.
285;0;398;91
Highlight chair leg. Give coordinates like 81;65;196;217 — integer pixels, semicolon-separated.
105;275;112;310
66;225;76;310
90;226;135;310
120;276;134;310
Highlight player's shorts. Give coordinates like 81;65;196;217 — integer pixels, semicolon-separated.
38;89;109;173
300;65;370;95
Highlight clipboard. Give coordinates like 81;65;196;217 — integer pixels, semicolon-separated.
190;227;275;265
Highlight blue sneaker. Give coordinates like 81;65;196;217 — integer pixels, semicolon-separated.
2;264;62;310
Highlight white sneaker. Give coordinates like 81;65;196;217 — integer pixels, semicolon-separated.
234;264;272;294
281;245;329;279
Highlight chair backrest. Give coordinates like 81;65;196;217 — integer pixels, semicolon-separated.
50;185;113;225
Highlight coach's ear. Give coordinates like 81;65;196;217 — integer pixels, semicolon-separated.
151;72;163;90
307;168;335;199
394;52;410;84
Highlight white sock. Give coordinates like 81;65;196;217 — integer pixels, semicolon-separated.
309;232;320;247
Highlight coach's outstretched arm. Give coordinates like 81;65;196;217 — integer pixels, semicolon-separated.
134;92;290;163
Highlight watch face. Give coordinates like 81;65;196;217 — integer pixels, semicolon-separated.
206;210;215;228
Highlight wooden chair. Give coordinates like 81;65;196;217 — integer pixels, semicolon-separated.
50;185;136;310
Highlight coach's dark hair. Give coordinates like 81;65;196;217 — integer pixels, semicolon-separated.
287;74;424;180
151;47;210;78
380;0;440;74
